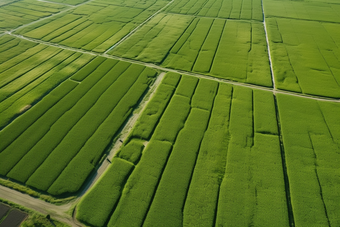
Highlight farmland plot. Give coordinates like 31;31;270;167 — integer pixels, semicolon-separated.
14;0;170;52
166;0;263;21
266;18;340;98
45;0;89;6
110;14;272;86
0;59;157;196
77;72;289;227
263;0;340;23
277;94;340;227
0;35;95;129
0;0;67;31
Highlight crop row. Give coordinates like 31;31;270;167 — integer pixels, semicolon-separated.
166;0;263;21
14;0;170;53
0;58;157;195
77;72;289;226
0;35;94;129
111;14;272;86
0;0;67;31
46;0;89;6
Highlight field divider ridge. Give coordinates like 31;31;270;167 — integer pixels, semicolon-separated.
6;32;340;104
273;95;295;227
75;72;167;198
261;0;276;91
8;0;94;34
103;0;175;54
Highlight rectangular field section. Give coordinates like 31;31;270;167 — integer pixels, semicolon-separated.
0;0;67;31
15;0;170;52
266;18;340;98
110;13;272;86
277;94;340;227
166;0;263;21
77;72;289;227
0;59;157;196
0;35;94;129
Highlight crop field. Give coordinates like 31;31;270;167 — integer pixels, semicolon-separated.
0;51;157;195
165;0;263;21
14;0;171;52
110;13;272;86
0;34;95;128
0;0;339;226
266;18;340;98
0;0;67;31
77;72;289;227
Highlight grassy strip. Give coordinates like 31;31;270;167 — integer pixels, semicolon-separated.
76;158;134;227
108;140;173;227
117;139;145;165
191;78;218;111
144;108;210;227
216;86;254;225
183;83;232;226
130;82;177;140
174;75;198;98
71;56;107;81
193;19;225;73
152;95;191;143
163;18;214;71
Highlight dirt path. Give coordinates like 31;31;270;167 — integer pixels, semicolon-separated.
0;185;77;226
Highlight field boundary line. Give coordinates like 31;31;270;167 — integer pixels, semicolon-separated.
166;12;264;23
7;33;340;103
103;0;175;54
261;0;276;91
9;0;94;33
77;72;167;198
37;0;76;7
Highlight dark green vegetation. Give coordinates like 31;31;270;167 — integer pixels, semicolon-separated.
110;13;272;86
264;0;340;98
77;73;290;226
0;0;339;226
278;94;340;227
15;0;171;52
165;0;263;21
0;35;94;128
0;54;157;196
0;0;67;31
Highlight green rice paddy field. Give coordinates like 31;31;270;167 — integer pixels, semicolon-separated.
0;0;339;226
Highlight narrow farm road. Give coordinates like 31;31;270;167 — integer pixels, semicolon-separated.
0;185;78;227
